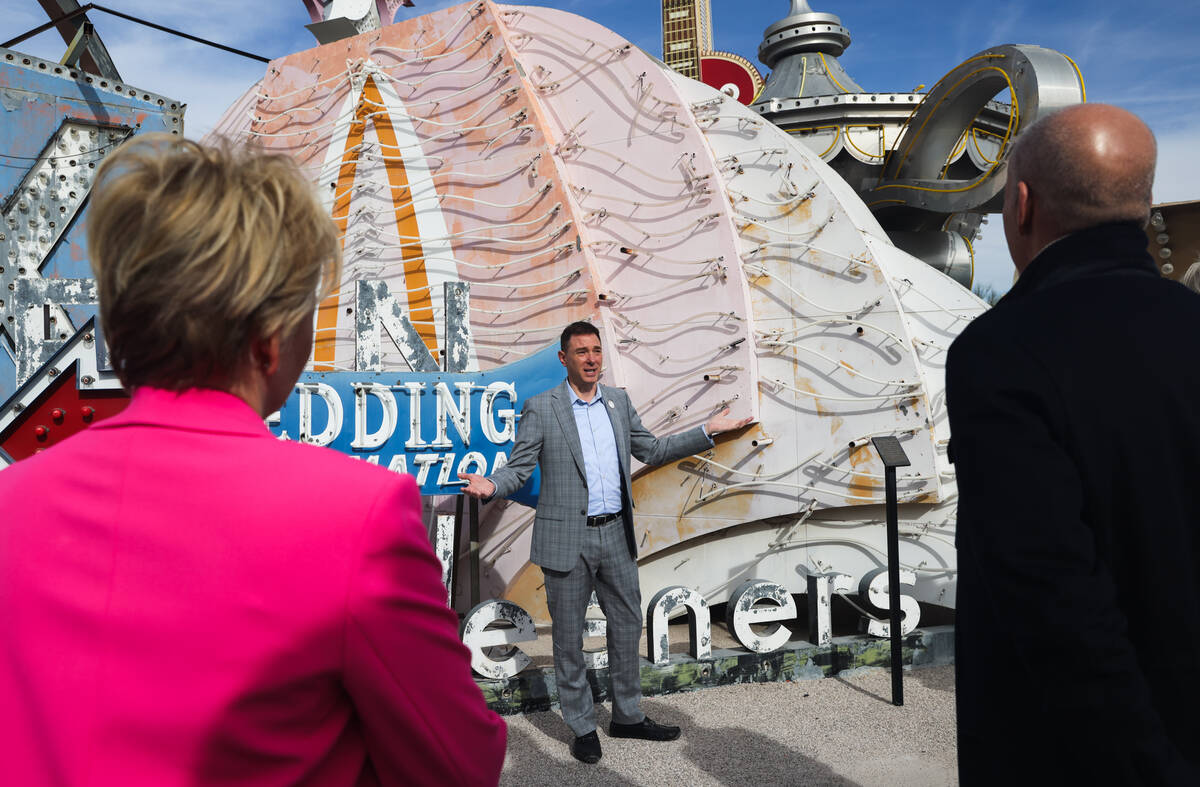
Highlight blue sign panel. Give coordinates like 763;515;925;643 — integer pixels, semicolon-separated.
269;343;563;503
0;49;184;403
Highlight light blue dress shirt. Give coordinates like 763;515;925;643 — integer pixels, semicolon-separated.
570;390;624;516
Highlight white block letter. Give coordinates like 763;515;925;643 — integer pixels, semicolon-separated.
433;381;473;448
858;568;920;638
646;586;710;665
297;382;343;446
726;579;797;653
402;382;427;449
806;572;853;646
352;383;398;449
460;600;536;679
480;381;516;444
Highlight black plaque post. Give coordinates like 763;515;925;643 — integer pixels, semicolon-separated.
448;481;482;610
468;496;481;607
450;494;465;611
870;436;911;707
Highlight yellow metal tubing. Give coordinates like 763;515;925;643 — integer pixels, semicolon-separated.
781;123;843;158
881;53;1005;183
818;52;849;94
844;124;886;160
1062;53;1087;103
874;66;1019;196
963;231;976;288
970;127;1004;165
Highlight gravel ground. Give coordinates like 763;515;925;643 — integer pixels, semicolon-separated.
499;665;958;786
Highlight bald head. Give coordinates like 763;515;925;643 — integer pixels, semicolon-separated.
1004;104;1157;270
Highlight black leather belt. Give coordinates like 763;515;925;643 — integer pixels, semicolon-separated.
586;512;622;527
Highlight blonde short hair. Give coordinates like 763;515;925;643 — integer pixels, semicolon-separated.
87;134;341;390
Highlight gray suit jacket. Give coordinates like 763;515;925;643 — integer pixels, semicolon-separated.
488;380;712;572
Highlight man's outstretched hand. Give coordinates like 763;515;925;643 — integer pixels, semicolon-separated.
459;473;496;499
705;407;753;437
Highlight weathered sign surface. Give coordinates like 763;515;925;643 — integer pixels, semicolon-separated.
0;48;182;459
271;342;563;499
3;3;986;626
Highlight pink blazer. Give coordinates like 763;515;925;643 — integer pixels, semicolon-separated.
0;387;506;786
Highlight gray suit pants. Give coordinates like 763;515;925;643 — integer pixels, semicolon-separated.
542;517;645;736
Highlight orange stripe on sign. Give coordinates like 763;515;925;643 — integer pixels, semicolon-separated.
313;74;438;369
312;82;367;369
363;76;439;363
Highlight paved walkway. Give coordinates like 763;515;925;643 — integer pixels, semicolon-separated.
500;664;958;786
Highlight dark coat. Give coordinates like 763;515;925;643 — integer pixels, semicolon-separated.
946;222;1200;785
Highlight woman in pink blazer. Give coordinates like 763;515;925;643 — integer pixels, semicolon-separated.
0;136;506;785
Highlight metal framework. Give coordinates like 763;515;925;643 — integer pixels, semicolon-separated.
2;3;271;63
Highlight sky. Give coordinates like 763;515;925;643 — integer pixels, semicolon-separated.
3;0;1197;295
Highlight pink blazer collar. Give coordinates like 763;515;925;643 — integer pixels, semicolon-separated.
93;387;270;437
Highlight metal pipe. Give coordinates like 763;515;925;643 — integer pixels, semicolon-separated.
451;494;465;613
469;497;481;607
2;4;90;49
3;3;272;63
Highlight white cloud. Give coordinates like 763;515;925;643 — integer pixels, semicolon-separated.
0;5;294;139
1154;123;1200;204
970;223;1015;295
99;28;268;139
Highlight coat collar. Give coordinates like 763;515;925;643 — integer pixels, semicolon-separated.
600;384;630;461
554;379;607;406
92;387;270;437
549;380;628;478
1001;222;1158;305
550;380;586;476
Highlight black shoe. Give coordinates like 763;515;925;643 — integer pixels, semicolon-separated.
570;731;602;764
608;716;681;741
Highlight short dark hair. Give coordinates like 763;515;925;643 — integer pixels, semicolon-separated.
560;321;600;352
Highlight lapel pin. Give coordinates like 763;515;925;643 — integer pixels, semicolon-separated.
608;400;615;409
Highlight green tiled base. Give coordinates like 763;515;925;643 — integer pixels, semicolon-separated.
478;625;955;715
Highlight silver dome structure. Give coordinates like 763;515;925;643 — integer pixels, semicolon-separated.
752;1;1086;286
757;0;860;100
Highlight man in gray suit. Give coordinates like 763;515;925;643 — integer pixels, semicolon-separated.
461;321;750;764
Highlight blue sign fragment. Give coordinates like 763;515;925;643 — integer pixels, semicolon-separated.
269;342;564;503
